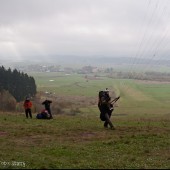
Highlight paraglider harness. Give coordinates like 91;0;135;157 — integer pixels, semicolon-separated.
36;109;51;119
98;91;120;121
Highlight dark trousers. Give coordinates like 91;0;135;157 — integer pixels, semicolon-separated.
99;103;114;128
104;113;113;128
25;108;32;118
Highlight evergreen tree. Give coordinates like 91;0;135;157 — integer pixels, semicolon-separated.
0;66;37;102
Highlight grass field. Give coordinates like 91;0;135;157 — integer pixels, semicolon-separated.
0;72;170;169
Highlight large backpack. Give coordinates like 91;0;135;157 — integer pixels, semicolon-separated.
99;91;106;99
36;110;50;119
98;91;107;103
100;112;106;121
98;91;112;121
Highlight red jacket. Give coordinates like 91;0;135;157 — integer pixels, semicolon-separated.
24;100;32;109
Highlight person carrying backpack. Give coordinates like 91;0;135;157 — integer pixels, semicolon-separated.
42;99;53;119
98;88;119;130
23;97;32;118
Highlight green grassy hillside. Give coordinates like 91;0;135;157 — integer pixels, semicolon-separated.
0;111;169;169
0;73;170;169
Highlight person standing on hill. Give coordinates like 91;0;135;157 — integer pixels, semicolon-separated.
23;97;32;118
98;88;120;130
42;99;53;119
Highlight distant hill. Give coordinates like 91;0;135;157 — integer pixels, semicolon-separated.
1;56;170;68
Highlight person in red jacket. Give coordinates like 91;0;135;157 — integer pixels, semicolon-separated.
23;97;33;118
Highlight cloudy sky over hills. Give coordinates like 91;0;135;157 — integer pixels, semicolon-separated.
0;0;170;62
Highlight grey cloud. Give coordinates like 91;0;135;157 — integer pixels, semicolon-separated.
0;0;170;61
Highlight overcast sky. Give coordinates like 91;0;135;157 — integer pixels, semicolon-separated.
0;0;170;62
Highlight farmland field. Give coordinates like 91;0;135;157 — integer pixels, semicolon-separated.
0;72;170;169
30;72;170;112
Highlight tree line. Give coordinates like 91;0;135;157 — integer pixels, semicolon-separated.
0;66;37;102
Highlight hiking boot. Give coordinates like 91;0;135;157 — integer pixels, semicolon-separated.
104;125;108;129
110;126;116;130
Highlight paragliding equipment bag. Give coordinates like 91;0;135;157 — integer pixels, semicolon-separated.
98;91;110;103
98;91;107;121
100;112;106;121
99;91;107;100
36;110;50;119
98;91;114;121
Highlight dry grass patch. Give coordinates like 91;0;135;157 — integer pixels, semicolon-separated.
121;84;153;101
